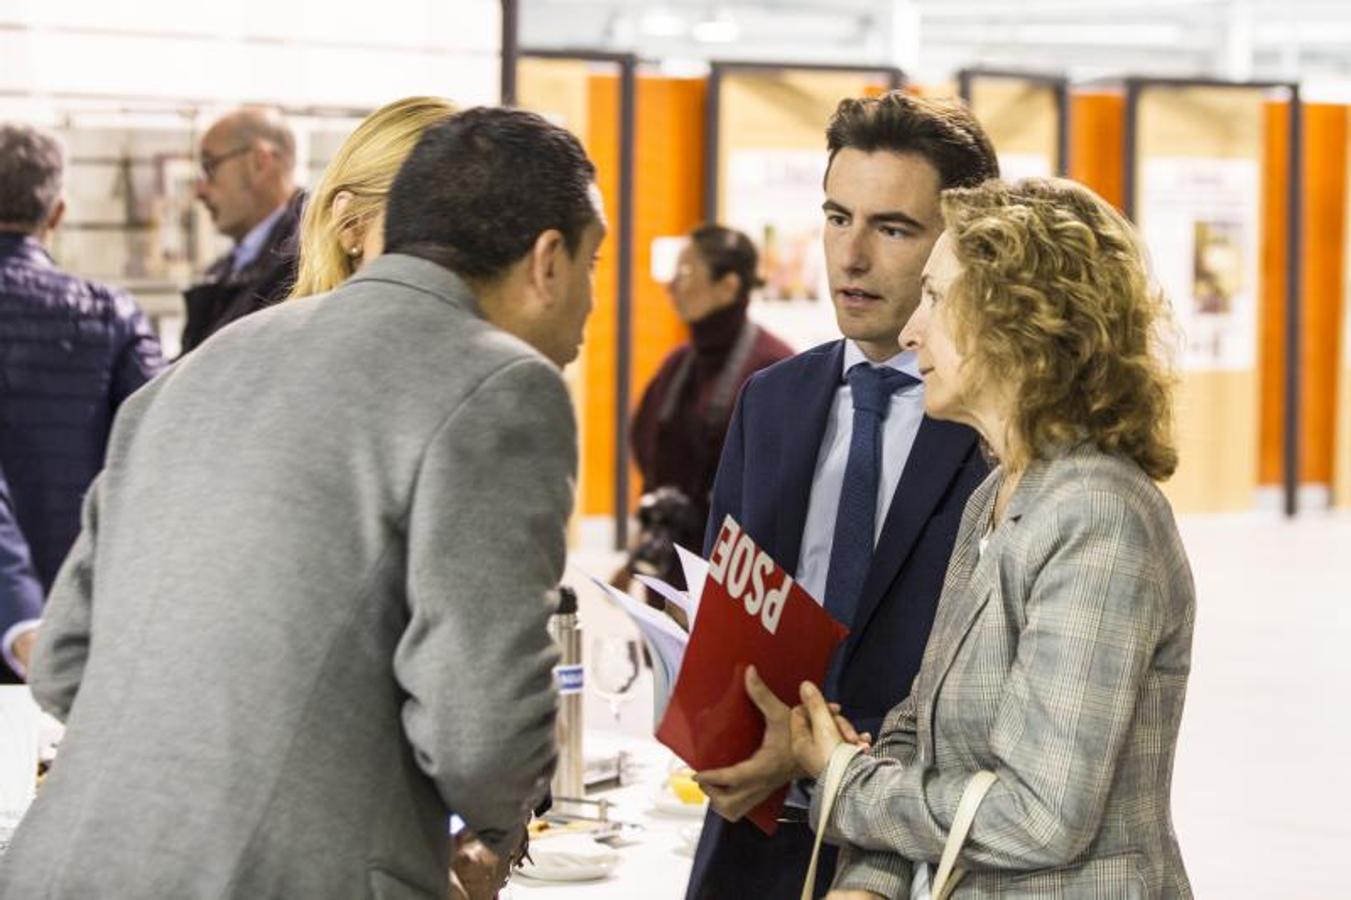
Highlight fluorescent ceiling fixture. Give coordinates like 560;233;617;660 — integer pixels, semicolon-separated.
639;9;688;38
692;15;740;44
1010;23;1184;47
1257;22;1351;45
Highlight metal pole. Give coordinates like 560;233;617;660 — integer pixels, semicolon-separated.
614;56;637;549
703;64;722;222
499;0;518;106
1123;79;1140;222
1055;79;1071;176
1284;85;1303;517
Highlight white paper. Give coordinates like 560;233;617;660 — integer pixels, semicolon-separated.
0;686;41;832
634;574;695;625
587;576;689;721
674;544;708;621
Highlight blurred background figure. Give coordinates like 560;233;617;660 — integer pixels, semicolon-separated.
181;106;305;353
289;95;458;299
621;225;793;594
0;122;164;679
0;461;43;681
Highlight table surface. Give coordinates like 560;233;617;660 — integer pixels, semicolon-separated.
505;733;702;899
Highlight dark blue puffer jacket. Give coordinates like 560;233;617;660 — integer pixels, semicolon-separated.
0;233;164;591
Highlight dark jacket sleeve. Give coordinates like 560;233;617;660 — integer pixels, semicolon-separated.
109;290;165;409
0;461;44;651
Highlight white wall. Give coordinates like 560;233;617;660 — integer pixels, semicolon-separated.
0;0;501;108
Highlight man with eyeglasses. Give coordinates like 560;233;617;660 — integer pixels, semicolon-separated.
182;105;305;355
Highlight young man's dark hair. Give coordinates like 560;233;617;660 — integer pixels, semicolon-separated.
825;91;1000;190
688;224;763;304
385;107;598;281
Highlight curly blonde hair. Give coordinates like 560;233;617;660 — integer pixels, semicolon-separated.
940;177;1178;481
290;96;457;299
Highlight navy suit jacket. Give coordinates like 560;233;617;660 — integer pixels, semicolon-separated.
687;340;989;898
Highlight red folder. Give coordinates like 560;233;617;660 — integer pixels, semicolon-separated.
655;516;849;834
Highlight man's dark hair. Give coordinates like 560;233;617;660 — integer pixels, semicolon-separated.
0;123;65;231
689;224;762;304
384;107;597;280
825;91;1000;190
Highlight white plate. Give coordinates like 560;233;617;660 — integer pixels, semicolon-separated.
651;787;708;818
515;835;621;883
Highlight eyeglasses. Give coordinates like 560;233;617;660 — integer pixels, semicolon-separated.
199;145;251;181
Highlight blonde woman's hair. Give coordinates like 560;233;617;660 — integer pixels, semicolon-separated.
289;96;457;299
940;177;1179;481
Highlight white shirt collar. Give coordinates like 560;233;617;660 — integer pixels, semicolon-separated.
841;340;922;383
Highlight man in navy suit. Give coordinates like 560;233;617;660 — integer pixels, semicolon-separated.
686;92;1000;899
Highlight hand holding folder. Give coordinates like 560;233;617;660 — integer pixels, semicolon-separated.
655;516;849;834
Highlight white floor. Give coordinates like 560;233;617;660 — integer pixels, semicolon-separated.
566;510;1351;898
1169;511;1351;898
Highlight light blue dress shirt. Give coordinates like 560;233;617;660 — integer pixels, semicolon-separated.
229;202;287;275
794;341;926;604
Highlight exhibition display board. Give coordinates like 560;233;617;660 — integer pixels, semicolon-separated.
517;55;634;539
1128;82;1294;513
706;63;901;351
958;70;1068;179
518;57;707;527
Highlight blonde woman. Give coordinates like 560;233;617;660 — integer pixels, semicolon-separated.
789;178;1195;898
289;95;456;298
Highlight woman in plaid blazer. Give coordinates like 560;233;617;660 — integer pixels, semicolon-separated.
790;177;1194;899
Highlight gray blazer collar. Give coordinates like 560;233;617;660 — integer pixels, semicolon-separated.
345;253;482;317
1004;439;1097;522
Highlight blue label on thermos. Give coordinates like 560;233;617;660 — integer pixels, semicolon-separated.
554;664;584;695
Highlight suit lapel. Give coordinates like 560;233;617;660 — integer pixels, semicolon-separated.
839;417;978;666
772;341;844;575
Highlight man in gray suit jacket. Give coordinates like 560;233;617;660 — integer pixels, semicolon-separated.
0;107;606;900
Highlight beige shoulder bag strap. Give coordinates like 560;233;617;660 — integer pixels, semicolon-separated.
930;770;998;900
800;742;864;900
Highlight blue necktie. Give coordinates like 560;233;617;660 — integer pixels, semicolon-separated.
822;363;920;627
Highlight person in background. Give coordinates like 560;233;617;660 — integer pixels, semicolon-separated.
792;177;1194;899
0;462;43;681
619;225;793;595
685;92;1000;900
286;95;518;899
289;96;457;299
0;122;164;679
0;107;604;900
181;105;305;353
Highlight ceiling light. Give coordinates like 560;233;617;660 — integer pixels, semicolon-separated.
639;9;687;39
692;14;740;44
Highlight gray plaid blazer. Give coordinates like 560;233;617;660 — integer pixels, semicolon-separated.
812;444;1195;898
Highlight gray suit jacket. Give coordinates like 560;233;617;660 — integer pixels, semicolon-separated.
0;254;574;899
815;444;1195;898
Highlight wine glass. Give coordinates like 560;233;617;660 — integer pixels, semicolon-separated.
589;635;641;723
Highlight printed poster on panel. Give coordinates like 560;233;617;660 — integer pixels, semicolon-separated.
725;149;835;350
1138;157;1260;371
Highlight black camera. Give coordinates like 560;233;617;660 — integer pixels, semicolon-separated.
628;486;704;581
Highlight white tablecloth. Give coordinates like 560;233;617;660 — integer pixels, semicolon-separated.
505;733;702;899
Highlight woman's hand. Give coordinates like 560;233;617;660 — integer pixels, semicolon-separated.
788;681;870;779
824;891;886;900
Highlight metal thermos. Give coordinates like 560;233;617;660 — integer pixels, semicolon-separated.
550;586;585;799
